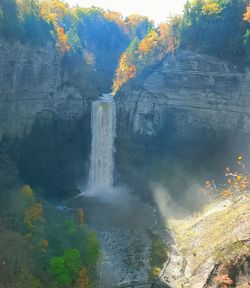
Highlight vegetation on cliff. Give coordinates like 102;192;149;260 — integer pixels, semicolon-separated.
0;152;100;287
113;0;250;93
168;157;250;287
179;0;250;63
1;0;249;95
0;0;154;89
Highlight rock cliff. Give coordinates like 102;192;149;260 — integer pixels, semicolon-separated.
0;39;85;139
115;50;250;198
168;196;250;288
116;50;250;139
1;41;250;198
0;38;108;197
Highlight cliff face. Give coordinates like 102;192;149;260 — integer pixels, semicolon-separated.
0;38;105;197
1;42;250;198
0;39;85;139
116;50;250;139
2;44;250;151
115;50;250;198
168;196;250;288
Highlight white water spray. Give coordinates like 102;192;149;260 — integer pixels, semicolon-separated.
88;93;116;193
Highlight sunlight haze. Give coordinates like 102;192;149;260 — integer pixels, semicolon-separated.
67;0;187;23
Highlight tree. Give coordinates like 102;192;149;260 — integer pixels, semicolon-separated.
138;30;159;54
24;203;44;229
22;185;35;199
112;36;139;94
49;249;81;287
104;10;126;31
243;4;250;22
75;268;90;288
77;208;84;226
39;0;69;25
64;249;81;277
204;156;250;200
56;26;70;53
83;232;100;267
49;256;70;286
112;53;137;94
126;14;153;40
202;0;222;15
39;0;71;53
179;0;250;63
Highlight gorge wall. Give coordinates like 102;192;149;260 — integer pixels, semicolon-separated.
1;39;250;199
117;50;250;139
0;38;109;197
0;39;103;139
116;50;250;200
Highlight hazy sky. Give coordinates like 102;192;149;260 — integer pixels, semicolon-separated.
67;0;188;23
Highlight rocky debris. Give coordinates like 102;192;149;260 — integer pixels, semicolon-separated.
168;196;250;288
66;195;160;288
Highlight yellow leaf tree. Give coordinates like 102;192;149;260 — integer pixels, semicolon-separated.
75;268;90;288
112;53;137;95
39;0;70;53
202;0;222;15
243;4;250;22
138;30;159;54
104;11;126;31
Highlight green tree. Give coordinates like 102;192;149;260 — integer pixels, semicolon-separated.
179;0;250;63
64;249;81;277
49;249;81;287
83;232;99;267
49;256;70;286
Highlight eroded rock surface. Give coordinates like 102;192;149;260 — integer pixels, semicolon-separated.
0;40;86;139
115;50;250;199
117;50;250;138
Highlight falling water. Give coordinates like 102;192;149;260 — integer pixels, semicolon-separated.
88;93;116;192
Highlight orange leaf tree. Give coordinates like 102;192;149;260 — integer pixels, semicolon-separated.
39;0;70;53
77;208;85;226
243;4;250;22
75;267;90;288
204;156;250;200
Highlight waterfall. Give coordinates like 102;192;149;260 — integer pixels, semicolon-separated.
88;93;116;192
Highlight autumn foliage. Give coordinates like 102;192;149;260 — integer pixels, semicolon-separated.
39;0;69;24
138;30;158;53
204;156;250;200
56;26;70;53
104;11;126;31
24;203;44;229
39;0;70;53
112;53;137;94
15;184;99;287
113;19;179;94
202;1;222;15
243;4;250;22
77;208;85;225
76;267;90;288
215;273;234;288
22;184;34;199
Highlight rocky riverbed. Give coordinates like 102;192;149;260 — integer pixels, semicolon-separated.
65;189;171;288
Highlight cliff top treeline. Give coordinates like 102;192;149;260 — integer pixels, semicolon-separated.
1;0;250;94
113;0;250;93
0;0;154;91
